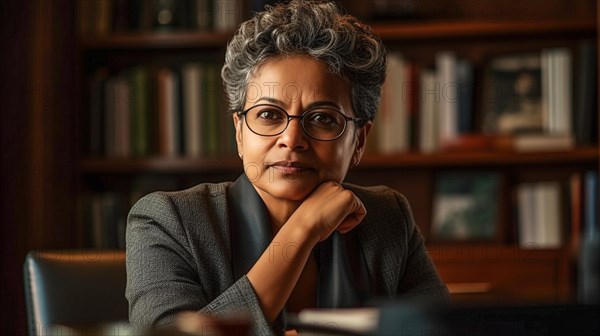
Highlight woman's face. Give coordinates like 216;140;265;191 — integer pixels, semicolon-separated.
233;55;371;202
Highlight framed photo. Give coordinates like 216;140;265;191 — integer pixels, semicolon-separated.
482;53;543;134
431;171;502;242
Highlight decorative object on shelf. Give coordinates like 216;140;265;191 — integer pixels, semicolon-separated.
432;171;502;242
483;50;574;132
484;53;544;134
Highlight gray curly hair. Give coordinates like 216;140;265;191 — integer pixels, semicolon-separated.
221;0;387;123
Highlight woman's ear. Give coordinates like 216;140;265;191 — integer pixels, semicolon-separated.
353;122;372;166
233;113;244;158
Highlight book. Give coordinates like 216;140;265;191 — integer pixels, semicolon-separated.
157;67;180;157
569;173;583;255
377;52;409;154
203;63;220;156
104;76;118;157
517;181;563;249
436;51;458;143
83;192;127;249
505;133;574;152
114;74;131;158
418;69;438;153
128;66;152;157
182;63;203;157
190;0;213;31
584;171;598;239
517;184;536;248
575;40;598;146
456;59;474;134
213;0;242;32
88;68;108;157
542;48;572;135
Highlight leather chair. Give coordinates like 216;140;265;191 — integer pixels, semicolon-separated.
23;250;128;336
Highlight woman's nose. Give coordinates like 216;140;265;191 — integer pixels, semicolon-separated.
276;117;309;151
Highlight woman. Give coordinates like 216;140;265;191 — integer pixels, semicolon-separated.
126;1;449;335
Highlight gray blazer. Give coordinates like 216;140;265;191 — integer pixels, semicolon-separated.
126;180;449;335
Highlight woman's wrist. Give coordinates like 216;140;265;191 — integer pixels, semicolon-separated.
284;211;321;248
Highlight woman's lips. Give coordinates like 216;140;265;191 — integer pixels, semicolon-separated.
269;161;313;174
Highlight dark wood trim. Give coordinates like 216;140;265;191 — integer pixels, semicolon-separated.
79;147;599;174
80;30;234;50
374;19;596;41
78;19;595;51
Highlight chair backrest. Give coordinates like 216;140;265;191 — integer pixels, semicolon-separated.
23;250;128;336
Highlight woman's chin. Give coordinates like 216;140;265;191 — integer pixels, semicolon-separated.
259;178;319;202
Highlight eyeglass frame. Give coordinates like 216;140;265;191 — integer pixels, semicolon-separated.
236;103;367;141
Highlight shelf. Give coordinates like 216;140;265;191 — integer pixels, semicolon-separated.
373;19;596;41
81;147;598;174
426;243;568;262
79;19;595;51
80;30;234;50
359;147;599;168
81;156;242;174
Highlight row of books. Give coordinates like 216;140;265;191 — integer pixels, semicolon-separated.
78;0;248;35
373;41;597;154
81;192;127;249
81;177;182;249
88;62;237;158
517;171;598;249
83;171;598;250
429;170;598;249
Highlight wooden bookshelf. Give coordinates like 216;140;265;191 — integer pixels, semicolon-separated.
360;148;599;168
74;0;599;305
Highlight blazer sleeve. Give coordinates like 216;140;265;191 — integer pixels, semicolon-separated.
394;192;451;302
125;192;276;336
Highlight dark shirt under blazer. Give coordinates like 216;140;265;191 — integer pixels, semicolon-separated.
126;181;449;335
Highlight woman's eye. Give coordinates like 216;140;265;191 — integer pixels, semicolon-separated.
308;112;339;126
257;109;282;120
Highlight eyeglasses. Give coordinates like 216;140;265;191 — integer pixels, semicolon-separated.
237;104;365;141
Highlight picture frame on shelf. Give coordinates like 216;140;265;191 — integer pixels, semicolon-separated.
431;171;503;242
482;53;543;135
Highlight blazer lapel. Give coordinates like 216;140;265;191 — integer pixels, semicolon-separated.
350;186;402;296
227;174;272;280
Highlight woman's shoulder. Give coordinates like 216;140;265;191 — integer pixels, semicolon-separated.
131;181;233;214
141;181;231;201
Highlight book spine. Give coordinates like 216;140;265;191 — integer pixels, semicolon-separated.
129;67;151;157
204;63;220;156
575;41;597;145
436;51;458;144
419;69;438;153
183;63;203;157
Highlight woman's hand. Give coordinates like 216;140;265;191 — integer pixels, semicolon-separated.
291;181;367;243
246;182;366;324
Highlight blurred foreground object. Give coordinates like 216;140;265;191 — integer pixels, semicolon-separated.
176;311;252;336
23;250;127;336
